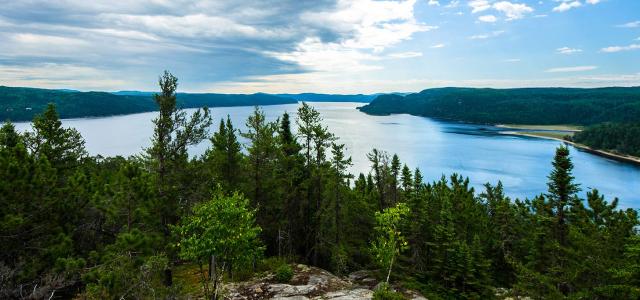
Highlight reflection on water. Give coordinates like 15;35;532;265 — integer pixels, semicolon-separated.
14;102;640;208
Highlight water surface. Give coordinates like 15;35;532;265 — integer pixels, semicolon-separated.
14;102;640;208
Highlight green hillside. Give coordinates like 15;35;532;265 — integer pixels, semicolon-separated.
359;87;640;125
0;86;296;122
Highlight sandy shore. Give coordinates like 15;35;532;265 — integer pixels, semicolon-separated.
501;131;640;166
496;124;583;132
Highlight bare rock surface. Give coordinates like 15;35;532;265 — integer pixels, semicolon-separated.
223;264;426;300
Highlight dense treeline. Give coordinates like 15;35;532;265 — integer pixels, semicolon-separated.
359;87;640;125
1;74;639;299
572;123;640;157
277;93;378;103
0;86;295;122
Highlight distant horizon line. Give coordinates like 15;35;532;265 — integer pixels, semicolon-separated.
3;84;640;96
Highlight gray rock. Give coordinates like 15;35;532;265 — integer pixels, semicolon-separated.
315;288;374;300
308;274;329;286
269;284;317;297
273;296;310;300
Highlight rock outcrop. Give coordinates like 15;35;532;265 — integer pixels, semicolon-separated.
223;264;426;300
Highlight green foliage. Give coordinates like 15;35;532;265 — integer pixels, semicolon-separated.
3;74;640;299
0;85;296;122
573;122;640;157
371;203;410;283
275;264;294;283
205;116;243;192
175;191;263;298
176;192;263;265
373;283;407;300
360;87;640;125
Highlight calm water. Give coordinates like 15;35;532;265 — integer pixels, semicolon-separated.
14;102;640;208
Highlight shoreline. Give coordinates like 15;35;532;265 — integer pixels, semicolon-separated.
501;131;640;166
495;124;583;132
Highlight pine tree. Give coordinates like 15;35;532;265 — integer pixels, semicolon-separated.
24;103;86;172
242;106;280;253
389;154;401;205
205;116;243;193
400;164;413;200
144;71;211;286
547;145;580;249
546;145;580;295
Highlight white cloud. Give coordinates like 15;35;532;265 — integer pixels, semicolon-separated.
266;37;382;73
430;43;446;48
556;47;582;54
388;51;423;58
492;1;534;20
585;0;600;4
211;73;640;94
618;21;640;28
445;0;460;8
503;58;521;62
302;0;435;52
268;0;434;74
469;0;491;13
546;66;598;73
100;13;290;40
469;30;505;39
552;1;581;12
600;44;640;53
478;15;498;22
0;63;127;91
427;0;440;6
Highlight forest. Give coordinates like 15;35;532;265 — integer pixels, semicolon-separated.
1;73;639;299
0;86;295;122
572;122;640;157
359;87;640;125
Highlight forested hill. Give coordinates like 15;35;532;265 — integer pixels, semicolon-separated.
277;93;379;102
0;86;296;122
359;87;640;125
572;123;640;157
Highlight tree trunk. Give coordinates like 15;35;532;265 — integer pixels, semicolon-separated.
386;256;394;283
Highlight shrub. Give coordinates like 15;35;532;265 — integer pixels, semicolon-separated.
275;264;294;283
373;283;406;300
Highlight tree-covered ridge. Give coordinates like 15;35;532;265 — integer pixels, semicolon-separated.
1;74;639;299
0;86;296;122
572;123;640;157
359;87;640;125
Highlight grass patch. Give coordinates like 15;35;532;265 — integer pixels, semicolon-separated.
519;131;574;140
498;124;583;131
173;263;205;297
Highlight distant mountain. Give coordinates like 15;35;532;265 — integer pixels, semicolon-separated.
0;86;296;122
359;87;640;125
277;93;379;103
114;91;381;102
112;91;155;96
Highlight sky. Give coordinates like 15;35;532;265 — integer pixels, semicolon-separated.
0;0;639;94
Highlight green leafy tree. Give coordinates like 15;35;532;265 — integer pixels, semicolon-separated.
371;203;410;283
175;192;263;299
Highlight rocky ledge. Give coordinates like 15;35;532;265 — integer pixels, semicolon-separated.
224;264;426;300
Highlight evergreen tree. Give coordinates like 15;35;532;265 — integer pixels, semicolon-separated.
144;71;212;286
23;103;86;171
275;112;305;257
242;107;280;253
205;116;243;193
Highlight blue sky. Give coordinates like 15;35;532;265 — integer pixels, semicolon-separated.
0;0;638;93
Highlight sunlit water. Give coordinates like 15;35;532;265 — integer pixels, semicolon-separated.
13;102;640;208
